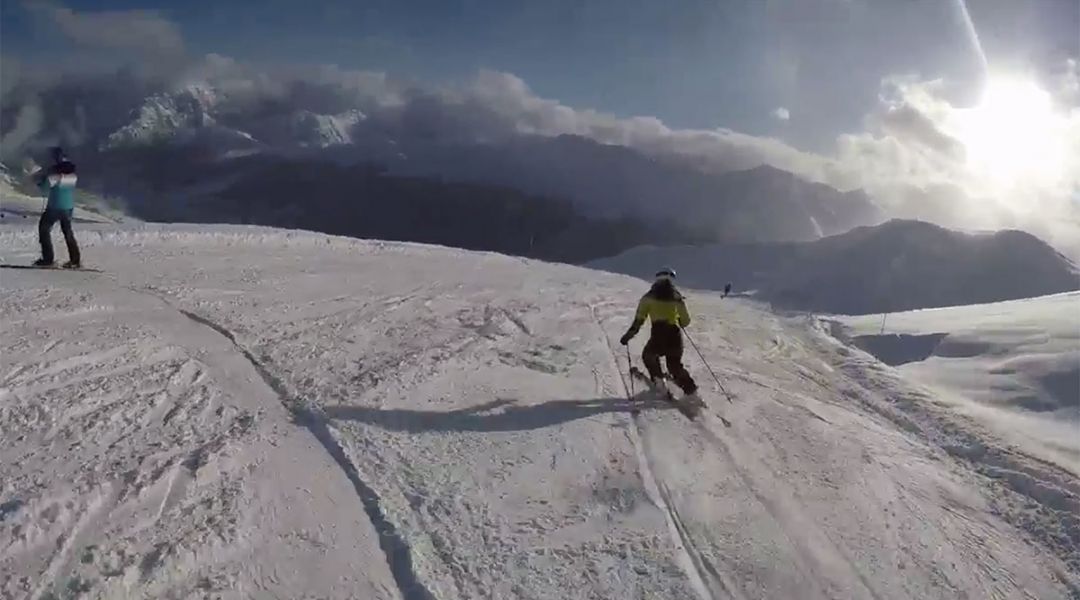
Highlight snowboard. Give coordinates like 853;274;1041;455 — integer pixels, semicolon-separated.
629;366;704;420
1;264;103;273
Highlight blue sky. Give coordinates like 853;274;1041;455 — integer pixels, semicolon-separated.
2;0;1077;151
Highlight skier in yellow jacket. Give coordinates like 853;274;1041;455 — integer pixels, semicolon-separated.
620;267;699;399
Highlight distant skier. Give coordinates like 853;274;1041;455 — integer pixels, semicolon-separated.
724;282;732;297
620;267;699;401
33;146;81;268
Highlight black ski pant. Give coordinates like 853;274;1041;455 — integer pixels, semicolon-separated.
642;322;697;394
39;208;80;265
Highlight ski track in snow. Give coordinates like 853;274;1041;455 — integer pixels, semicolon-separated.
589;303;716;600
186;295;431;600
0;223;1077;599
169;304;436;600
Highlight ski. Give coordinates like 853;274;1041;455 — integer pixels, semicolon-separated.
1;264;103;273
627;365;732;426
629;366;704;421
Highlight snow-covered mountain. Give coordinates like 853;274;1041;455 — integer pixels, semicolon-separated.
591;219;1080;314
4;79;882;247
263;109;365;148
0;221;1076;598
99;85;364;153
102;85;222;149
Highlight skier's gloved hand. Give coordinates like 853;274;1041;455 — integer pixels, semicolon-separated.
620;319;642;346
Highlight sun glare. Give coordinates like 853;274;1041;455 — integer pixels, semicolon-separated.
953;77;1068;189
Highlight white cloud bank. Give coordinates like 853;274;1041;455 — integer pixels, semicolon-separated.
426;68;1079;256
832;74;1080;258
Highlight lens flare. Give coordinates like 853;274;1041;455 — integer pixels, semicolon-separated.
952;77;1069;189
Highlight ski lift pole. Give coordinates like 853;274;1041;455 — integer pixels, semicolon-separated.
684;329;733;403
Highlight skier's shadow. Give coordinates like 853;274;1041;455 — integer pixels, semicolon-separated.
323;396;674;434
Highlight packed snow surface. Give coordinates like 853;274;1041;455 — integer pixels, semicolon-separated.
1;223;1077;599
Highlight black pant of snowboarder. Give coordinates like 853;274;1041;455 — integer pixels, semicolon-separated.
642;321;697;395
38;208;81;267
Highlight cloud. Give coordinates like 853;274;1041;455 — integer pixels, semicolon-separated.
438;71;830;178
25;1;184;56
831;75;1080;256
0;57;24;100
1057;58;1079;106
160;64;830;178
0;52;829;183
772;107;791;121
876;104;965;158
459;67;1072;254
0;101;45;161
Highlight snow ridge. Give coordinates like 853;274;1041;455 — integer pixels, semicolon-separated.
172;307;436;600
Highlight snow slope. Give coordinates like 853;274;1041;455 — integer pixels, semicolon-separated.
1;223;1077;599
831;292;1080;475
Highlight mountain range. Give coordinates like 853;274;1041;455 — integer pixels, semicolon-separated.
6;80;1077;314
3;81;885;260
590;219;1080;314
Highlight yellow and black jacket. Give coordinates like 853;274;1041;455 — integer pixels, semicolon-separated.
623;281;690;341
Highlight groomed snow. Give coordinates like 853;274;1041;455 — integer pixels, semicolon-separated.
1;223;1076;599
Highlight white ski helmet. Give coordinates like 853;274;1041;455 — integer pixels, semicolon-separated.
655;267;676;282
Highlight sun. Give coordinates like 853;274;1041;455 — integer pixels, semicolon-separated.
952;77;1068;189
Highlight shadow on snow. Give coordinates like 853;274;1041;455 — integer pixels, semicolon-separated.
323;396;675;434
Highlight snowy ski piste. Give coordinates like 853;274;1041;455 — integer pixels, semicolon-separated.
1;223;1076;599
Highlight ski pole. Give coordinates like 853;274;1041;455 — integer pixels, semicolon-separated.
625;345;635;398
684;330;733;403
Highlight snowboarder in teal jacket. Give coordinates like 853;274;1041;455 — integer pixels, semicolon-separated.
34;147;81;268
